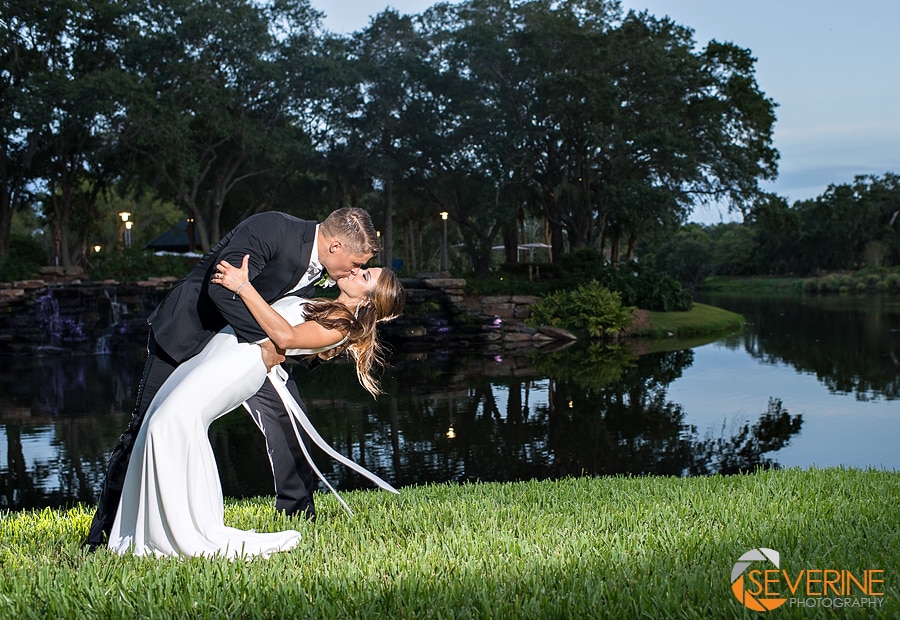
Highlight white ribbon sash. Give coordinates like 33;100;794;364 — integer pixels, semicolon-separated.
243;365;399;517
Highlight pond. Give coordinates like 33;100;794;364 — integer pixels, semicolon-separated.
1;293;898;511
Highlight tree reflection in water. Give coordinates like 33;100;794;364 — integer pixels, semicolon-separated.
703;293;900;401
1;341;803;511
0;348;146;511
285;341;803;493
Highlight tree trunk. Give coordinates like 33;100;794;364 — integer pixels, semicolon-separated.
382;176;393;268
50;186;73;268
625;233;638;262
471;245;492;277
549;219;565;264
0;190;12;258
406;218;417;271
609;233;620;266
501;218;518;264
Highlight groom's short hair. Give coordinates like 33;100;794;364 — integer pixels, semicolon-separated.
320;207;381;256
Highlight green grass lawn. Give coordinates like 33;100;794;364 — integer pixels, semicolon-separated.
633;302;745;340
1;469;897;618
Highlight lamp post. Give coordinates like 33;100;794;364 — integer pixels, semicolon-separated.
118;211;132;248
376;230;382;266
440;211;449;272
186;218;195;252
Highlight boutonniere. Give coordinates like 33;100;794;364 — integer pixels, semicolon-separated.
316;273;336;288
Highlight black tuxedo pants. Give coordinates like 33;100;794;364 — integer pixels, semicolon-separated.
85;333;316;547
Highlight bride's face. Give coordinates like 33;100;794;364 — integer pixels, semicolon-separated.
338;267;382;302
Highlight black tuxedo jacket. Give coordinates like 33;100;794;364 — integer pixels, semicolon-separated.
148;212;318;363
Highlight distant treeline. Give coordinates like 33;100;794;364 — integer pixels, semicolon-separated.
645;173;900;289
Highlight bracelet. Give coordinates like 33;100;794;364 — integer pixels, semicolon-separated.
233;281;249;299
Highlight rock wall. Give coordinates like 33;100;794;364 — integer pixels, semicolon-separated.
382;277;573;352
0;276;573;356
0;278;173;355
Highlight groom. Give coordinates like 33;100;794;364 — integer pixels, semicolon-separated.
85;208;380;549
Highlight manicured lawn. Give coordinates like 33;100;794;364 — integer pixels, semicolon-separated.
633;302;744;339
1;469;897;618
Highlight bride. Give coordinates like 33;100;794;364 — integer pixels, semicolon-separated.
108;256;405;558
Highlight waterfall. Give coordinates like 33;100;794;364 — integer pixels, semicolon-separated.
105;289;127;324
94;290;130;355
35;290;86;350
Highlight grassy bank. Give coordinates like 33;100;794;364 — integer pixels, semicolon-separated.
699;275;807;295
632;302;744;339
2;469;897;618
700;269;900;296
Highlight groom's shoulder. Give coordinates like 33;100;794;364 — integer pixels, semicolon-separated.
243;211;314;229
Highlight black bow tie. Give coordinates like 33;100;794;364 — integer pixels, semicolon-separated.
306;262;322;279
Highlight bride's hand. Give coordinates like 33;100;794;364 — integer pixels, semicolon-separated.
214;255;250;292
259;340;286;371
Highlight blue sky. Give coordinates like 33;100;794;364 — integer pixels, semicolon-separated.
312;1;900;224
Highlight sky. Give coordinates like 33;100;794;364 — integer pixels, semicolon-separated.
310;0;900;224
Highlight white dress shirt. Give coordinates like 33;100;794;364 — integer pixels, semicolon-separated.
288;225;321;293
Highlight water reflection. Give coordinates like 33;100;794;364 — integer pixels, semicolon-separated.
703;294;900;401
0;349;146;510
7;292;897;511
1;338;802;511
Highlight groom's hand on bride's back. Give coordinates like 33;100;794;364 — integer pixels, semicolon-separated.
291;348;337;372
259;340;286;371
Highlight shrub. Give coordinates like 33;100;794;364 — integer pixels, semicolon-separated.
557;248;607;283
885;273;900;292
497;262;559;280
91;248;197;282
0;234;46;280
818;275;839;293
558;249;692;311
0;255;39;281
526;281;634;340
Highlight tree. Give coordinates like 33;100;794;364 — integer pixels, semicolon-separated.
511;2;778;264
114;0;323;251
745;193;801;274
2;0;125;266
652;224;712;292
403;0;533;275
790;174;900;273
0;0;41;258
333;10;434;269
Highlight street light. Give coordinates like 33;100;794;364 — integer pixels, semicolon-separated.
440;211;449;272
376;230;382;265
118;212;132;248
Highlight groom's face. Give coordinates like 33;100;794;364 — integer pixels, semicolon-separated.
320;239;373;279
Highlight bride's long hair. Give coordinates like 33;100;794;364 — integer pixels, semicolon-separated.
302;269;405;396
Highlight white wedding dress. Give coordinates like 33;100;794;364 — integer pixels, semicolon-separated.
108;297;397;559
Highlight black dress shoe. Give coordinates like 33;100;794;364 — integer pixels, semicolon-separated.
83;540;102;553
